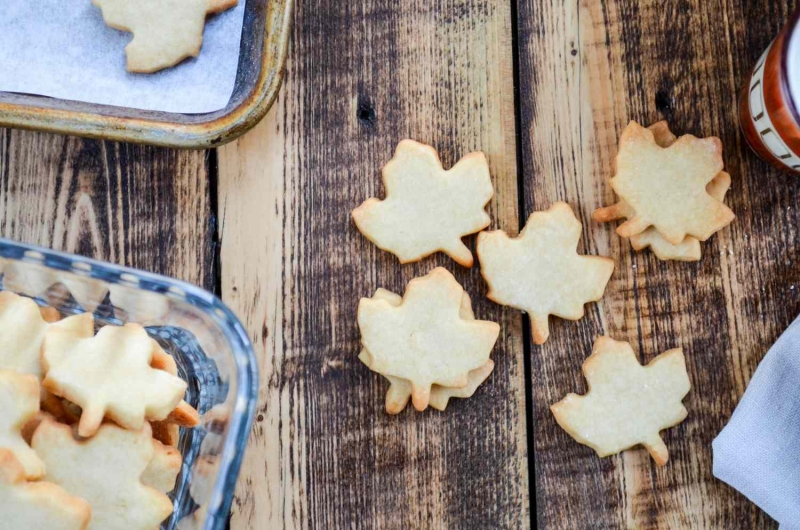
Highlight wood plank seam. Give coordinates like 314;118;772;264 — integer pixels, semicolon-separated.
509;0;539;529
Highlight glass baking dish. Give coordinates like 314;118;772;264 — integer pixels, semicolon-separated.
0;238;257;530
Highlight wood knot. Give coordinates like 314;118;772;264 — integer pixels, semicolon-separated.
655;87;673;114
357;96;376;127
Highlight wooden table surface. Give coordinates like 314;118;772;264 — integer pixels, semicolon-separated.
1;1;797;528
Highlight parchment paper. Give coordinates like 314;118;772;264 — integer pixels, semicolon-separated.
0;0;245;114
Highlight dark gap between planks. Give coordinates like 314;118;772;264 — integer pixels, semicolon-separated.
509;0;537;527
206;147;229;530
207;147;224;299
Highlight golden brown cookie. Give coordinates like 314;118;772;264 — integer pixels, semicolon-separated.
149;342;183;445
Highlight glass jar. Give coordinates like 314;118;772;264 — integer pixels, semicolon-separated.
739;8;800;175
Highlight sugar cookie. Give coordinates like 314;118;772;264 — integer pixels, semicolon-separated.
42;323;188;437
352;140;493;267
0;291;94;381
606;121;734;244
357;268;499;411
93;0;238;73
0;370;45;479
358;289;494;413
551;336;690;466
0;449;90;530
142;439;182;493
593;121;732;261
477;202;614;344
33;419;174;530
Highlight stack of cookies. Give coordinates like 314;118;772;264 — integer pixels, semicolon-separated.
0;291;199;530
593;121;735;261
357;268;499;413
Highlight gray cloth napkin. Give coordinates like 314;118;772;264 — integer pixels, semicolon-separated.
713;315;800;530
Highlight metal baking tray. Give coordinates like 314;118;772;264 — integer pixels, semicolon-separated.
0;0;292;149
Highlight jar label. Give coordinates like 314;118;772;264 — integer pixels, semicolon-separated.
748;43;800;171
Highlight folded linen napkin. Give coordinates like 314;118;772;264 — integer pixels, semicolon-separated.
713;315;800;529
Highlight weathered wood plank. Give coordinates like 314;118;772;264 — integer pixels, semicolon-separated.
0;129;214;288
518;0;795;528
219;0;528;528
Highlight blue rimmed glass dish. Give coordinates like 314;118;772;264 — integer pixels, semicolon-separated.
0;238;257;530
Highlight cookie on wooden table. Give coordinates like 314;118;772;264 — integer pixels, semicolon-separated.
628;170;730;261
551;336;690;466
93;0;239;73
593;121;733;261
477;202;614;345
600;120;734;245
357;268;499;411
358;288;495;413
352;140;494;267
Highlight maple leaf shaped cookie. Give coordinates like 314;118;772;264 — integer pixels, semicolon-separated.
551;336;691;466
150;343;183;446
0;291;94;381
358;288;494;413
352;140;494;267
0;370;45;479
42;323;188;437
477;202;614;345
593;121;732;261
151;340;200;430
357;268;499;411
141;439;182;493
609;121;734;245
32;420;174;530
93;0;238;73
0;449;91;530
362;354;494;413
